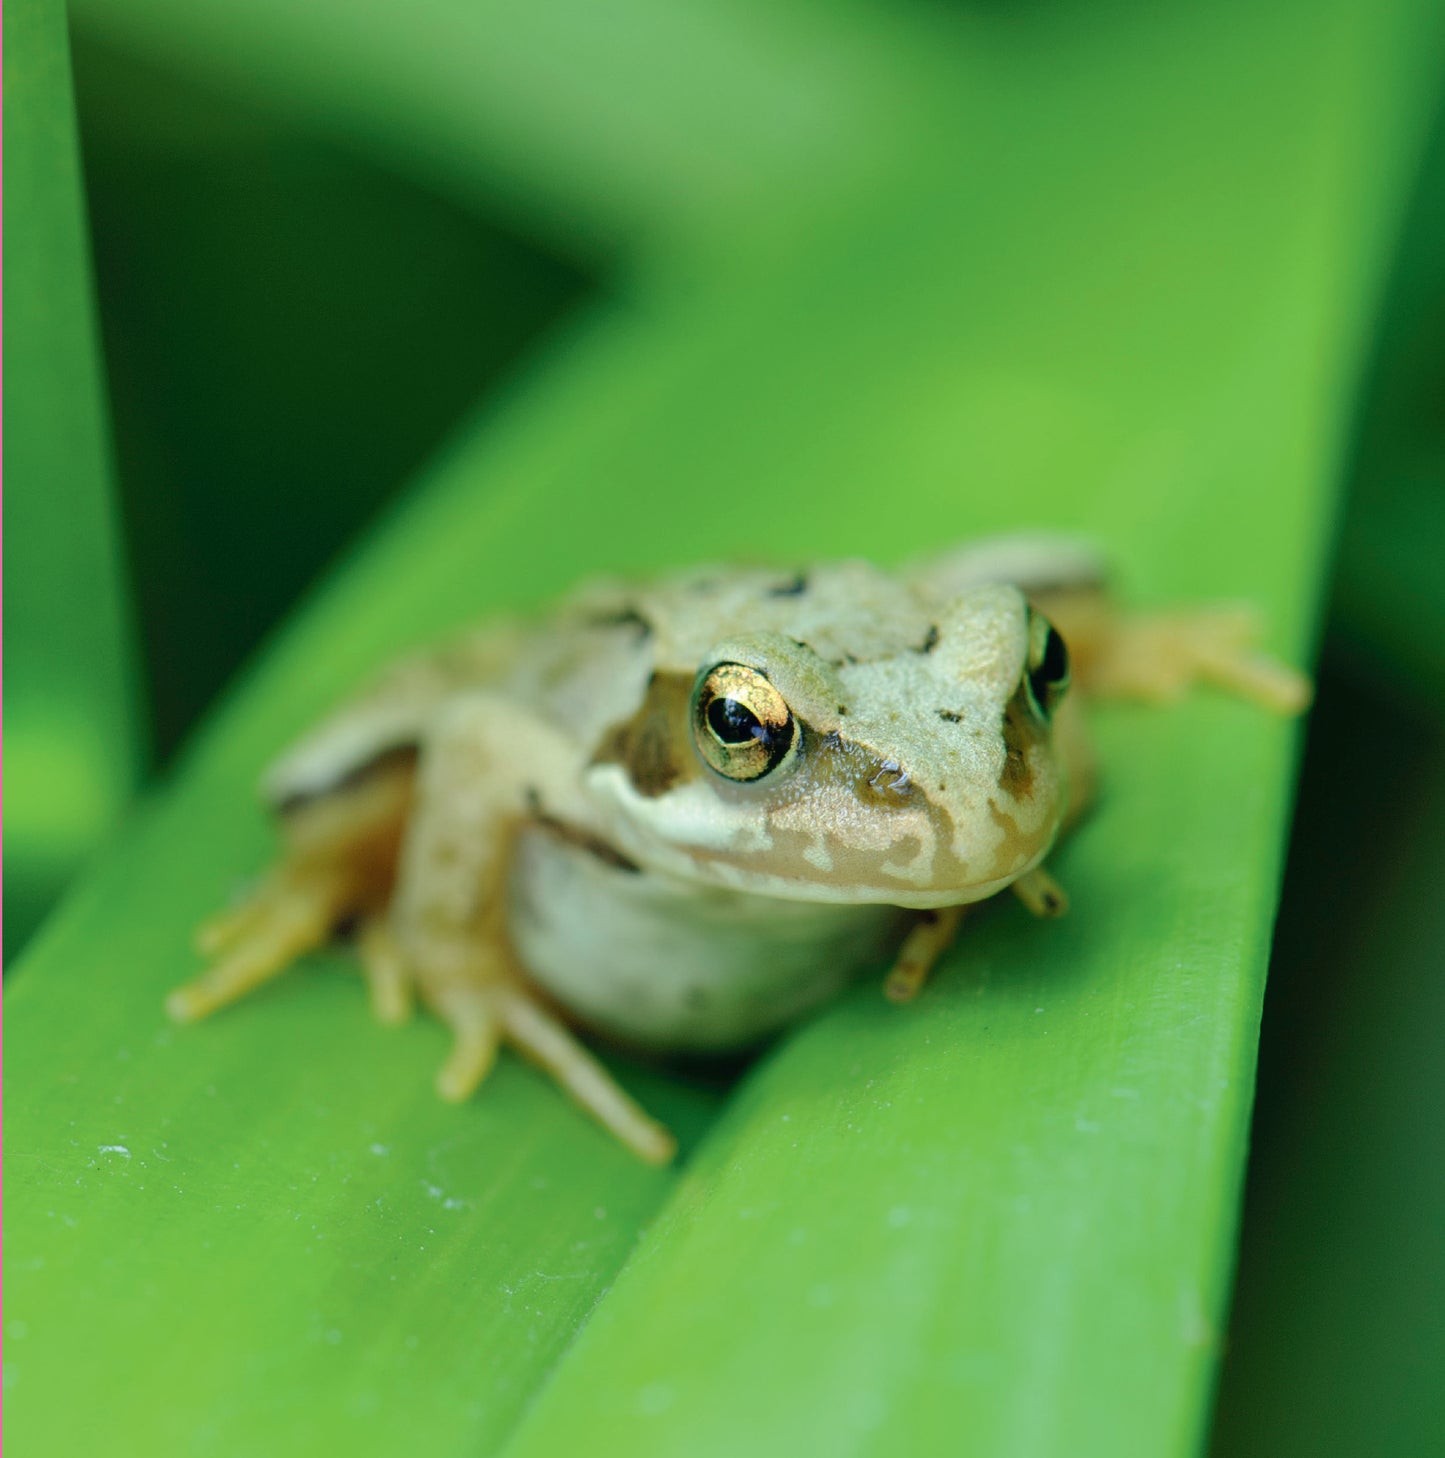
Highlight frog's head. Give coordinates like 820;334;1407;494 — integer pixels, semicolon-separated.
585;583;1071;908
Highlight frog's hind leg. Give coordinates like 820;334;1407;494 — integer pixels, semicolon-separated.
169;756;415;1024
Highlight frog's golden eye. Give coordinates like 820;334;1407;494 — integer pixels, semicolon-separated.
1024;611;1070;720
692;662;799;782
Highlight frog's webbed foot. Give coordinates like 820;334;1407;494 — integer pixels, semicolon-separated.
179;904;675;1165
172;866;346;1022
178;895;676;1163
171;757;413;1022
883;905;966;1003
1053;598;1312;714
499;983;677;1165
402;944;677;1165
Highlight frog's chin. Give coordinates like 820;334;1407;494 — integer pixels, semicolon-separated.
653;844;1055;910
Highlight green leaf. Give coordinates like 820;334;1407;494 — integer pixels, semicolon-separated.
9;1;1442;1456
1212;96;1445;1451
69;35;590;757
4;0;142;953
70;0;934;268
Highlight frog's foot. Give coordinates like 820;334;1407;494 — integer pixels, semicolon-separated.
171;867;346;1022
1011;865;1069;918
1080;604;1312;714
173;760;413;1023
883;905;966;1003
417;964;677;1165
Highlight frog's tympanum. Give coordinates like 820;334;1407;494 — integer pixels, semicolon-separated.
170;538;1310;1162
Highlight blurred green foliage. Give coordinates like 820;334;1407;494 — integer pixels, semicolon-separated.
5;0;141;955
1329;94;1445;708
1211;93;1445;1458
71;36;591;759
6;0;1444;1454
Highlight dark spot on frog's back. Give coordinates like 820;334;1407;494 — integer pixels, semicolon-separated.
936;708;963;724
999;682;1042;798
592;670;696;798
770;574;809;597
913;624;940;654
584;605;653;640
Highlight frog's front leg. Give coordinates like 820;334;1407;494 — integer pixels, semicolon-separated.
392;693;677;1165
1035;588;1312;714
908;537;1311;714
881;862;1069;1004
882;906;966;1003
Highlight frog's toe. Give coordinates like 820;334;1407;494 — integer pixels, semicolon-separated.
357;919;414;1026
495;984;677;1165
407;961;675;1163
1085;605;1312;714
429;985;502;1102
1188;618;1313;713
193;885;273;957
169;877;338;1023
1011;864;1069;918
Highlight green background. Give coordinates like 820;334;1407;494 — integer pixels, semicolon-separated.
6;0;1443;1454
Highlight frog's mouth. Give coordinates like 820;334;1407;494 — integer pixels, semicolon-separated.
664;783;1061;909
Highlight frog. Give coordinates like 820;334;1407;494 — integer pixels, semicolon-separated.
168;536;1310;1164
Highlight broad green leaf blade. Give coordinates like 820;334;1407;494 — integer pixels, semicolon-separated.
69;36;591;758
9;2;1441;1458
492;5;1445;1458
5;0;141;953
4;310;731;1456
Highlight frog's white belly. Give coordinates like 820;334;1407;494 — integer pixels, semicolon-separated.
507;825;907;1053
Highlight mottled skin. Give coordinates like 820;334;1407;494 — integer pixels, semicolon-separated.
171;538;1310;1162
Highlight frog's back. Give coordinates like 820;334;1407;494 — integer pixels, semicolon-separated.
260;584;664;808
260;549;1048;811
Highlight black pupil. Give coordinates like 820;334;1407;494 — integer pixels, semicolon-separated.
708;695;766;745
1027;626;1069;718
1039;626;1068;685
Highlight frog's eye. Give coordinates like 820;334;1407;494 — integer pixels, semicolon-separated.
1024;611;1070;720
692;662;799;782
